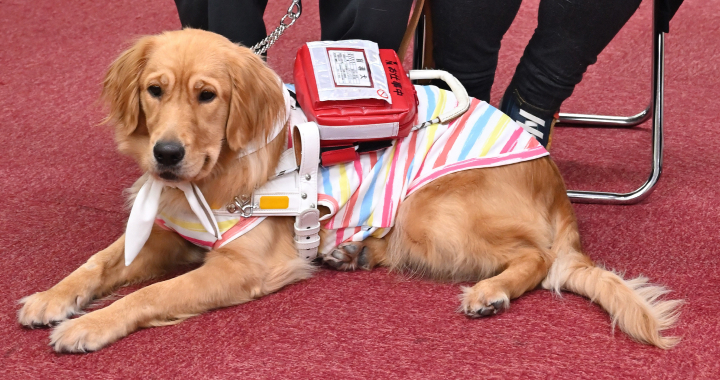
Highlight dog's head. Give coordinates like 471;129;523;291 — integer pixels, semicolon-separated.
102;29;286;183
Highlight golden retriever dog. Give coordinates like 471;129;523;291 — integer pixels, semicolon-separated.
17;29;681;352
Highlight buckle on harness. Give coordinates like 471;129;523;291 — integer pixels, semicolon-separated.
226;195;254;217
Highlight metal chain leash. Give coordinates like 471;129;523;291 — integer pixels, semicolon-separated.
251;0;302;55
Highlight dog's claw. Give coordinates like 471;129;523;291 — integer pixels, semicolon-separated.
479;307;496;316
469;299;507;318
491;300;504;311
467;304;501;318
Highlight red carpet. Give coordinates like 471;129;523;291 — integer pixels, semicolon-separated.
2;0;719;378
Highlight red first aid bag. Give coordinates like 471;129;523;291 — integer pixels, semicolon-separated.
293;41;416;152
293;40;471;165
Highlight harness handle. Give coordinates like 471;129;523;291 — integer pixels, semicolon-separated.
409;70;471;130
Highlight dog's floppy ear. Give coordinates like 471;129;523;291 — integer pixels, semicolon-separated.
101;36;156;136
225;47;285;152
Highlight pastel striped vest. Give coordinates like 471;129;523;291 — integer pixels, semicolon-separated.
316;85;548;254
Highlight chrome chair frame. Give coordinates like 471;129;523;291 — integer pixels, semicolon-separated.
412;1;665;205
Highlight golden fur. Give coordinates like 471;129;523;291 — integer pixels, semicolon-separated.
18;29;681;352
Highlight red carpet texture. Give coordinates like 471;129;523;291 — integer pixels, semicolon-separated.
1;0;718;378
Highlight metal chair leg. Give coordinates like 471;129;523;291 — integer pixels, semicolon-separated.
557;106;651;127
564;2;664;204
413;14;426;70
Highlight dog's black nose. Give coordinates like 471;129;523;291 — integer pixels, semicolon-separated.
153;141;185;166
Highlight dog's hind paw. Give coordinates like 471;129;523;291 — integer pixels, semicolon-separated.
459;283;510;318
322;242;371;271
18;291;86;328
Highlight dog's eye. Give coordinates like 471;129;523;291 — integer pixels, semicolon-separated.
147;85;162;98
199;90;216;103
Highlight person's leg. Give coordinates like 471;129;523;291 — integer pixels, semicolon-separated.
208;0;269;47
501;0;642;147
430;0;522;102
319;0;414;51
174;0;269;47
175;0;209;30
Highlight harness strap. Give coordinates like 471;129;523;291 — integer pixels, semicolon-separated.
241;121;321;259
292;122;320;259
295;209;321;260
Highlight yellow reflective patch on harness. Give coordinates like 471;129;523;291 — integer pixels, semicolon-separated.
259;196;289;209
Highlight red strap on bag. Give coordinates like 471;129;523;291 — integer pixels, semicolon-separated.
320;147;358;166
294;42;418;153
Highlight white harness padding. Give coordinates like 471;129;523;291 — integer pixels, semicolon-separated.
214;121;322;260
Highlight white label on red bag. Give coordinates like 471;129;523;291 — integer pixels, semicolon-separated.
317;122;399;140
328;50;372;87
306;40;391;104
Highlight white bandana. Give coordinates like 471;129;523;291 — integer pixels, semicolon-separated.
124;179;221;265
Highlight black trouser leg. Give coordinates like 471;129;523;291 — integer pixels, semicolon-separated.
508;0;642;112
174;0;269;47
175;0;209;30
430;0;522;102
319;0;414;51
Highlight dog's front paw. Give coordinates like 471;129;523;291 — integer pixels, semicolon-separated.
460;282;510;318
18;290;87;328
50;311;127;353
322;242;371;271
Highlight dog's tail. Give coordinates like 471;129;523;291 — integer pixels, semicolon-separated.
543;213;682;349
